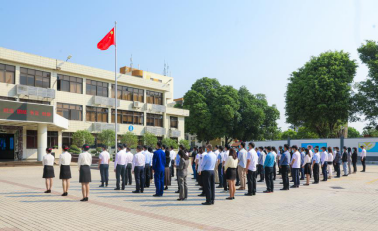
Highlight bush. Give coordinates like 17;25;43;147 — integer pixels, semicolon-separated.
72;130;94;147
162;138;178;149
97;129;115;148
179;139;190;150
121;131;138;149
143;132;158;147
69;145;81;154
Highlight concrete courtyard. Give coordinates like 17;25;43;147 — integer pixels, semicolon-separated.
0;164;377;231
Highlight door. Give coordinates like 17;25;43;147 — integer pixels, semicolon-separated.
0;133;14;160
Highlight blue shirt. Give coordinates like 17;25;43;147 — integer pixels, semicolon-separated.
264;152;275;168
152;149;166;172
175;154;180;166
300;152;305;165
144;151;152;165
279;151;291;166
257;151;261;157
312;152;320;164
201;151;216;171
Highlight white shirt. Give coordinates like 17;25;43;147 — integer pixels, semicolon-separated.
303;155;311;167
132;151;146;171
197;152;207;172
125;151;134;165
223;150;229;163
42;154;54;166
78;151;92;166
292;151;301;168
321;151;328;164
309;150;313;158
361;149;367;159
170;150;176;161
99;151;110;165
59;151;71;166
246;149;258;171
114;150;127;169
328;152;334;162
272;151;277;162
214;150;220;159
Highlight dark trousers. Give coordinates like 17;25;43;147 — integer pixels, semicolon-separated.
313;163;320;183
300;166;305;180
100;164;109;185
236;167;240;185
116;164;126;189
352;161;357;172
154;170;164;196
292;168;300;187
223;167;228;191
192;163;197;179
247;170;256;195
265;167;274;192
322;162;328;181
170;160;175;177
258;164;264;181
134;166;145;192
281;165;290;189
273;162;276;180
218;163;223;187
335;163;341;177
125;163;132;185
361;158;366;171
202;170;215;204
144;164;151;187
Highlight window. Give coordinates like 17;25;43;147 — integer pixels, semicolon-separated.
146;91;163;105
86;106;108;123
20;99;50;105
47;131;58;148
170;116;178;128
86;79;108;97
57;103;83;121
26;130;37;149
147;113;163;127
62;132;73;147
57;74;83;94
111;84;144;102
0;63;15;84
111;109;143;125
20;67;50;88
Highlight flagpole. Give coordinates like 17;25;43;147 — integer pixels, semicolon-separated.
114;21;118;153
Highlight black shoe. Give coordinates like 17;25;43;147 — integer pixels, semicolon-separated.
85;197;88;201
279;182;283;184
114;188;120;190
62;192;68;196
192;178;196;179
202;202;212;205
177;198;184;201
44;190;51;193
105;184;108;187
263;190;271;193
280;188;289;191
80;198;86;201
164;186;168;190
290;185;297;188
257;180;264;182
132;190;140;193
226;197;233;200
361;170;365;172
199;188;203;190
245;193;253;196
175;191;180;193
198;194;205;197
342;175;348;176
153;194;161;197
216;186;223;188
236;183;240;186
321;180;327;181
300;178;304;180
195;184;200;186
99;185;104;187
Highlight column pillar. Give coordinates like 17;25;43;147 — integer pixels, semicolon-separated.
37;123;48;161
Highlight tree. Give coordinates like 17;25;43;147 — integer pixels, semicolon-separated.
162;138;178;149
69;144;81;154
121;131;138;149
143;132;157;147
362;128;378;137
353;40;378;127
285;51;357;138
296;127;319;139
280;129;297;140
72;130;94;147
97;129;115;148
179;139;190;150
347;127;361;138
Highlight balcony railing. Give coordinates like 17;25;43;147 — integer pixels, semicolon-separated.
93;96;120;107
145;126;166;136
17;85;55;99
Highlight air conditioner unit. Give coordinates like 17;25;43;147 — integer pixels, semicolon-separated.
133;101;141;108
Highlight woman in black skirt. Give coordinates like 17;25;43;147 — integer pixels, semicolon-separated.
42;147;55;193
78;144;92;202
224;148;238;200
59;145;72;196
303;149;312;186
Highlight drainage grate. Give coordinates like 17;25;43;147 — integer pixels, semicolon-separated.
330;186;344;189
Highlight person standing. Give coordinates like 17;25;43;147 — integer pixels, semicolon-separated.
152;142;166;197
216;146;224;189
257;147;265;182
360;146;367;172
347;147;352;175
237;142;247;191
302;149;312;186
132;145;146;193
321;147;328;181
214;145;220;184
42;147;55;193
191;147;198;180
327;147;334;179
169;146;176;177
224;148;238;200
334;147;341;178
290;145;301;188
263;146;275;193
279;144;291;190
271;147;278;180
78;144;92;202
342;147;348;176
312;148;320;184
197;146;207;197
352;147;358;173
245;142;258;196
148;147;154;183
164;145;171;190
177;147;189;201
200;144;216;205
59;145;72;196
98;146;110;187
175;146;183;193
300;147;306;180
114;145;127;190
143;146;152;188
125;146;134;186
221;145;230;193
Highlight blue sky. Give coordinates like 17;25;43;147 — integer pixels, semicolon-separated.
1;0;377;132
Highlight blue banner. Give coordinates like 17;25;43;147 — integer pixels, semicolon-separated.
301;143;327;149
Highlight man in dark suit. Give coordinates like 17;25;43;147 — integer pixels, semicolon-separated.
152;142;166;197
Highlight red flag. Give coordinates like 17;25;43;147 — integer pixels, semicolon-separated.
97;28;115;50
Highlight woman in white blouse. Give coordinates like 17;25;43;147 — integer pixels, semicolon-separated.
59;145;72;196
224;148;238;200
42;147;55;193
78;144;92;202
302;149;312;186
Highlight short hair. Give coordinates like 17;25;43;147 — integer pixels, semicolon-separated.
258;146;263;150
272;146;277;152
291;145;298;150
170;146;174;149
123;144;127;148
179;145;184;150
321;147;326;151
148;147;153;152
117;144;123;149
249;142;255;148
314;148;319;152
136;145;142;151
266;146;272;151
361;145;364;148
240;142;245;148
206;144;213;150
162;144;167;149
46;147;52;153
83;144;90;151
284;144;289;150
157;142;162;148
225;144;230;150
143;145;148;150
63;145;69;151
219;146;223;150
101;146;107;150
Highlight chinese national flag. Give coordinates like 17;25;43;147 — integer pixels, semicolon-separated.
97;28;115;50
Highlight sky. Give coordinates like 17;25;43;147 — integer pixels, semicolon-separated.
0;0;377;133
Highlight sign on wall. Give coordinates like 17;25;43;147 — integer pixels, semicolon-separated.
301;142;328;149
358;142;378;152
0;100;54;123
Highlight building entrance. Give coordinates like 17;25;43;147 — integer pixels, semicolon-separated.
0;133;15;160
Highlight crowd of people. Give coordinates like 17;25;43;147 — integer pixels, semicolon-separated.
41;141;367;204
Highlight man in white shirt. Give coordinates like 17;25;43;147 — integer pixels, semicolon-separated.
320;147;328;181
290;145;301;188
221;145;230;192
214;146;220;184
170;146;176;177
98;146;110;187
327;149;334;179
360;146;367;172
114;145;127;190
143;145;152;188
125;146;134;186
237;142;248;190
197;146;207;197
132;145;146;193
245;142;258;196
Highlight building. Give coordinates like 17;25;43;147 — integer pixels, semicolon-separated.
0;47;189;161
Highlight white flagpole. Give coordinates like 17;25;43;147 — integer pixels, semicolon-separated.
114;21;118;153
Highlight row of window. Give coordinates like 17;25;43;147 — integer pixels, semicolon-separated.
0;63;164;105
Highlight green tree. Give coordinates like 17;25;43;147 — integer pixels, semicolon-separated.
347;127;361;138
97;129;115;148
296;127;319;139
179;139;190;150
143;132;158;147
72;130;94;147
69;144;81;154
280;129;297;140
162;138;178;149
121;131;138;149
285;51;357;137
362;128;378;137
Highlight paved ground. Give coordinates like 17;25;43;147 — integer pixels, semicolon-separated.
0;164;377;231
